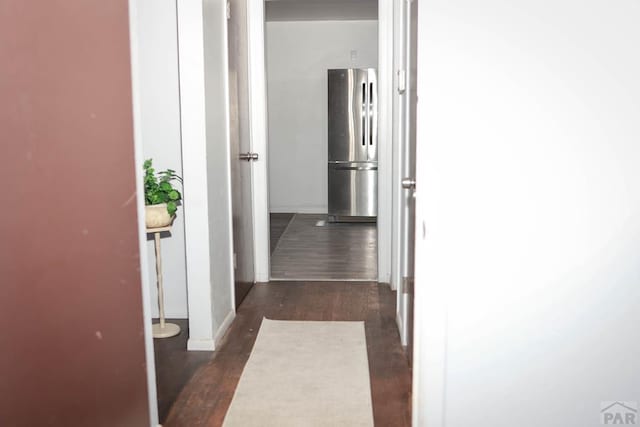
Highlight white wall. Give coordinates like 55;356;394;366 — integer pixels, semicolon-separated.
128;0;159;422
265;0;377;22
177;0;216;350
375;0;393;285
203;0;236;337
176;0;236;350
133;0;235;348
134;0;187;318
414;1;640;426
266;20;378;213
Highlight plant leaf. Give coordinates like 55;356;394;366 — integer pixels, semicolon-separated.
167;201;177;216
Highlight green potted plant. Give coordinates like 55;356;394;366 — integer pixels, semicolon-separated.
143;159;183;228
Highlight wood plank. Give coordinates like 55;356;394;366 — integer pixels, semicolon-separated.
270;214;378;281
153;319;214;424
269;212;294;254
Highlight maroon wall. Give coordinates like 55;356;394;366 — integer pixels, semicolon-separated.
0;0;150;425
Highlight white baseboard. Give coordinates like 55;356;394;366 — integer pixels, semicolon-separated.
151;314;188;320
164;312;188;319
214;310;236;346
186;310;235;351
378;269;392;283
396;311;406;347
187;338;215;351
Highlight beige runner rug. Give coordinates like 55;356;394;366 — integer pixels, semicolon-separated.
223;319;374;427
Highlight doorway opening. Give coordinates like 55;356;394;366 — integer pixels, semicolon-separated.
264;1;380;281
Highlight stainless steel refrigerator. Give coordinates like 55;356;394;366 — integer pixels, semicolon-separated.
327;68;377;220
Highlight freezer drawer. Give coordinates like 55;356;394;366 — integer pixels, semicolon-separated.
328;162;378;217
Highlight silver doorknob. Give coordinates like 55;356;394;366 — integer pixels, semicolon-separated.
239;152;259;161
402;177;416;189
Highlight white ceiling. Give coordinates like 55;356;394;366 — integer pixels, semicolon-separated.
265;0;378;22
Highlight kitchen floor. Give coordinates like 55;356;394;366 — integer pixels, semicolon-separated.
164;281;411;426
270;213;377;281
270;212;295;254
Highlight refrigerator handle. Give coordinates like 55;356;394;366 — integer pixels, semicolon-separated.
362;82;367;146
369;82;374;145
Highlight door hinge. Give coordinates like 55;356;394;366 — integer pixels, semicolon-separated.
226;1;231;19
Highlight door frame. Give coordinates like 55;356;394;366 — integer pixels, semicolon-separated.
391;0;418;348
128;0;159;423
247;0;270;282
411;2;447;424
248;0;395;284
391;0;408;341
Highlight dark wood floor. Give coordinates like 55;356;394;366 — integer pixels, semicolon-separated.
270;212;294;254
164;282;411;426
153;319;214;424
271;214;378;281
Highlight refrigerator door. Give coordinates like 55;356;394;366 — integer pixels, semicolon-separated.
328;161;378;217
328;69;369;163
367;68;378;162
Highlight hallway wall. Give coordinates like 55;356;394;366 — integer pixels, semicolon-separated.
413;1;640;425
203;0;236;339
134;0;187;318
176;0;236;350
266;20;378;213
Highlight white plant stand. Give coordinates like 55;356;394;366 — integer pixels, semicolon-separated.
147;225;181;338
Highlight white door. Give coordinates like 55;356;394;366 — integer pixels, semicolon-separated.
228;0;255;307
413;1;640;426
395;0;418;361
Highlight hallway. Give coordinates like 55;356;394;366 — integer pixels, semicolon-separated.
164;282;411;426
